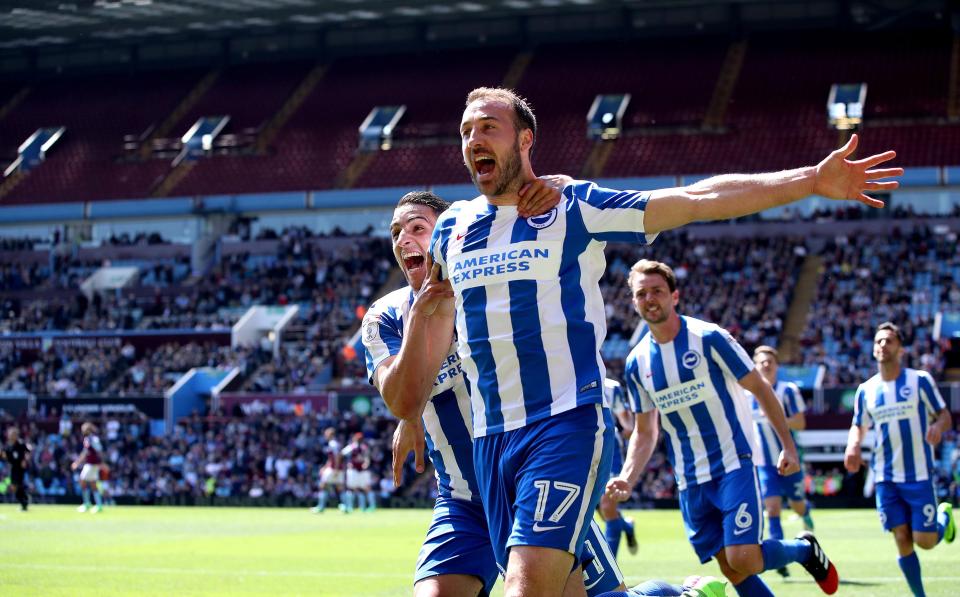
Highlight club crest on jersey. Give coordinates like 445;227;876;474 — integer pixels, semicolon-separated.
363;320;379;342
681;350;702;370
526;208;557;230
899;385;912;399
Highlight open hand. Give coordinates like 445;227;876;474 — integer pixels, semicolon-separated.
813;134;902;208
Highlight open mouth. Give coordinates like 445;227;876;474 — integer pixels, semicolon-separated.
402;251;425;273
474;155;496;178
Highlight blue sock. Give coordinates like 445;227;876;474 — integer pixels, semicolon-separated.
366;490;376;511
605;517;624;556
937;508;948;544
627;580;685;596
82;488;91;507
898;551;925;597
733;575;774;597
317;489;327;510
768;515;784;540
760;539;812;571
356;491;366;511
93;491;103;507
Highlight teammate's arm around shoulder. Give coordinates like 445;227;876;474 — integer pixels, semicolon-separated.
739;370;800;476
642;133;901;234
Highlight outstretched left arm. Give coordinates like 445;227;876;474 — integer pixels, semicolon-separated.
643;134;901;234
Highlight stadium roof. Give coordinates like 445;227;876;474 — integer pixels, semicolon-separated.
0;0;950;69
0;0;624;48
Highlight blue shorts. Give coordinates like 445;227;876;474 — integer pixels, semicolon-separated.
609;434;625;478
474;404;615;570
757;465;805;503
582;520;625;595
679;462;764;563
415;495;498;594
875;480;939;533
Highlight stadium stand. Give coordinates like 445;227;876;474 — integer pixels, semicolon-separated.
0;410;395;506
0;69;204;203
798;225;957;385
1;30;956;203
599;232;805;382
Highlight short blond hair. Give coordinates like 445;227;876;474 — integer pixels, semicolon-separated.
753;345;779;362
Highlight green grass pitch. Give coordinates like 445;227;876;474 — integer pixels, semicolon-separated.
0;505;955;596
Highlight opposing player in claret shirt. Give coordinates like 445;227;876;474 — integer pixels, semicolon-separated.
413;85;899;596
341;432;375;513
313;427;343;513
844;322;955;597
71;422;105;513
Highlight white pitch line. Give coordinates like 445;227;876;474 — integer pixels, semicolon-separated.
0;562;409;579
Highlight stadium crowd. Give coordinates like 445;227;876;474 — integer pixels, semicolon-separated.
0;410;395;506
799;225;955;384
598;232;804;380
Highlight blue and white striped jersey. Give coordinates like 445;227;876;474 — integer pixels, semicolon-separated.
603;377;632;452
749;380;805;467
852;368;946;483
362;287;480;503
604;378;627;416
624;316;757;491
430;180;656;437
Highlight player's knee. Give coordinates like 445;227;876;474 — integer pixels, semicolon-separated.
415;575;482;597
716;559;747;585
914;533;938;550
725;550;763;576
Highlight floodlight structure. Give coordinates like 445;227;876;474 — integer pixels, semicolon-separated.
827;83;867;130
587;94;631;140
4;127;66;176
359;105;406;151
175;116;230;166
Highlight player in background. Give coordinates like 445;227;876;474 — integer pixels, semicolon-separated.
71;422;105;513
341;432;374;513
844;322;955;597
415;85;898;596
747;346;815;578
312;427;343;513
2;427;31;511
607;260;839;597
599;378;639;557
